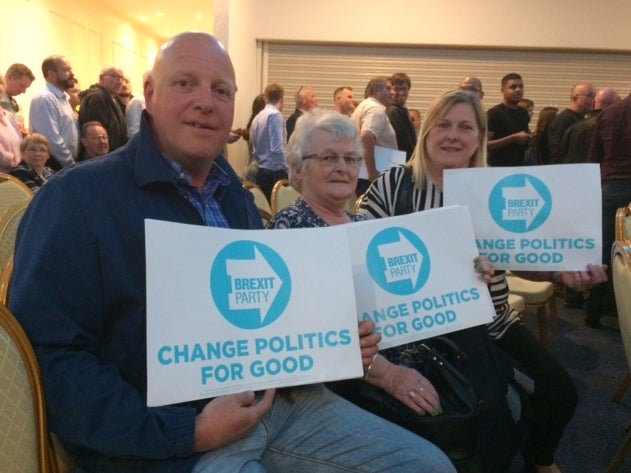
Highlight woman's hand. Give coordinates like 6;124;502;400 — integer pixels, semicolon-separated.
554;264;608;292
358;320;381;369
380;362;442;416
474;256;494;284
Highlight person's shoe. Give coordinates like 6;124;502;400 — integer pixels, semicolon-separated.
585;318;603;329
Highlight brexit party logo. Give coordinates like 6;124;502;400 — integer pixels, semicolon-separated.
366;227;431;295
489;174;552;233
210;241;291;329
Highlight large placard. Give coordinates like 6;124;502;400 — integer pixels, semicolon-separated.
444;164;601;270
347;206;495;350
145;220;362;406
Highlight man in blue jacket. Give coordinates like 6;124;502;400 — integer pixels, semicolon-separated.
9;32;455;473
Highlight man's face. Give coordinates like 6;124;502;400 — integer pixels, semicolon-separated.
52;59;76;90
302;88;318;110
6;74;33;96
100;69;125;95
336;88;355;116
375;81;393;107
81;124;110;158
145;34;236;173
574;85;595;114
501;79;524;105
392;82;410;107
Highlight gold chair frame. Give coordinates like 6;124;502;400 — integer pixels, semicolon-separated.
270;179;300;215
0;303;54;472
607;240;631;473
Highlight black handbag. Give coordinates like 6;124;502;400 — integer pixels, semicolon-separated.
329;337;485;472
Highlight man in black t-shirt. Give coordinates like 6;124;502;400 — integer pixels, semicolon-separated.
486;73;533;167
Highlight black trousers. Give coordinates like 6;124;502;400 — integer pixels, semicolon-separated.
495;323;577;467
256;168;288;203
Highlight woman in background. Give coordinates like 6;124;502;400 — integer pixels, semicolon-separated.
10;133;54;191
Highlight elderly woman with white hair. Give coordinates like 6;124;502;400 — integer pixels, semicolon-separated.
267;108;458;471
266;108;364;228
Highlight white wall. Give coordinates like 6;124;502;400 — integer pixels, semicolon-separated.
2;0;159;128
245;0;631;50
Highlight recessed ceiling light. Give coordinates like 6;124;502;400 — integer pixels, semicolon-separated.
156;11;164;18
140;15;148;22
196;12;204;20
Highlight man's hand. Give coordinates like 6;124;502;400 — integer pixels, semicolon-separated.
194;389;276;452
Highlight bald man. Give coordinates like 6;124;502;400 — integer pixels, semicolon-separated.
285;85;318;138
458;76;485;100
10;32;455;473
561;87;620;164
547;82;595;164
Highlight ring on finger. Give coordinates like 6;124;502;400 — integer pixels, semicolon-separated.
409;391;417;398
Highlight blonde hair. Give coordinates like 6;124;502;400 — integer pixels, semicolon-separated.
410;89;487;190
20;133;51;155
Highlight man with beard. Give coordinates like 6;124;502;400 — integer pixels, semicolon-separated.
29;55;79;169
486;73;534;167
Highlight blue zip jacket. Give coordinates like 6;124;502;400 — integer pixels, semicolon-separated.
10;114;261;472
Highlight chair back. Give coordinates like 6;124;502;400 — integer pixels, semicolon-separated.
270;179;300;214
615;202;631;241
612;240;631;377
0;304;52;473
0;200;30;276
243;181;272;215
0;174;33;220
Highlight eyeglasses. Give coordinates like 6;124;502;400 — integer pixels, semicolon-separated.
302;153;363;168
104;73;124;81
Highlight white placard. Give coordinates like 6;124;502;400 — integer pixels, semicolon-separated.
359;146;406;179
443;164;601;271
347;206;495;350
145;220;362;406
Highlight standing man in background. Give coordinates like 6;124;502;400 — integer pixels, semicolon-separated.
29;55;78;169
79;66;129;152
1;63;35;134
251;82;288;201
586;94;631;328
486;73;533;167
561;87;619;164
334;86;355;116
386;72;417;161
548;82;595;164
285;85;318;138
458;76;485;100
351;76;396;195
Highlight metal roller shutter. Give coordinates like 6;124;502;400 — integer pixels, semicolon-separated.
264;42;631;125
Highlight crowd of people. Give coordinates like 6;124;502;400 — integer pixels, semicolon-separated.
0;57;145;191
5;30;629;473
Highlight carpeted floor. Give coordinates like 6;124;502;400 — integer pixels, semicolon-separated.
510;298;630;473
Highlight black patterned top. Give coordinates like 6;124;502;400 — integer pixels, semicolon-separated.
266;197;365;229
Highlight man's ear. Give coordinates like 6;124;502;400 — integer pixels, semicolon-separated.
144;78;155;113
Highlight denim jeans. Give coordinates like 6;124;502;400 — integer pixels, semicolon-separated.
193;384;456;473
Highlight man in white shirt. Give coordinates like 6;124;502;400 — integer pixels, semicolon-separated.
29;56;78;169
351;76;396;195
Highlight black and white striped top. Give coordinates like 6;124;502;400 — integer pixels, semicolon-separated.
358;165;520;340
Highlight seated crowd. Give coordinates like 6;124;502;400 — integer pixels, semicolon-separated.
3;30;627;473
